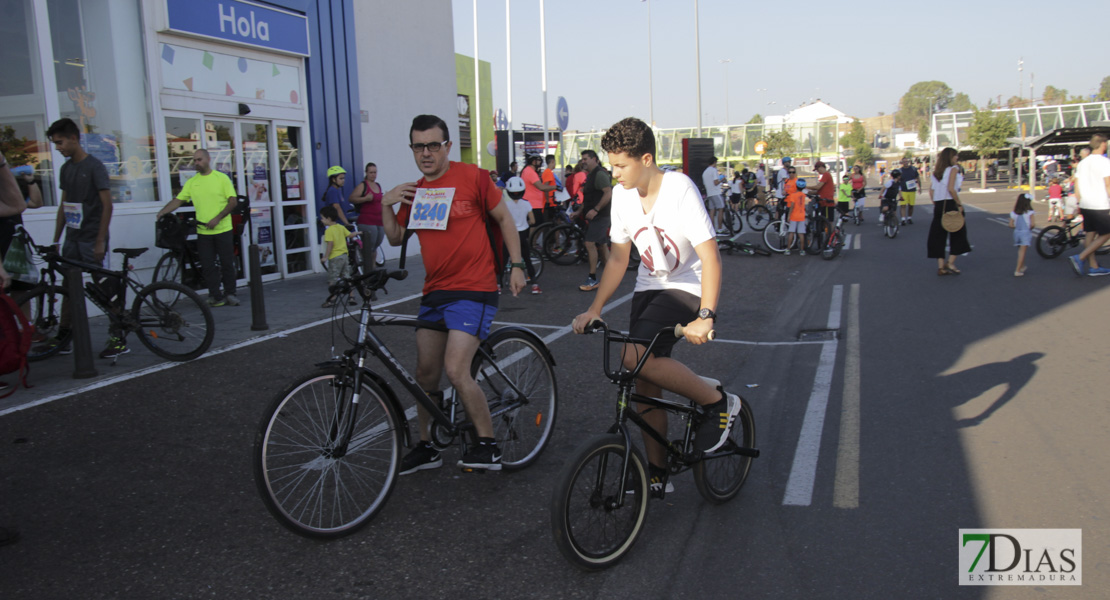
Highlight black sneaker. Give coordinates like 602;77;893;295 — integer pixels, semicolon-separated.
695;393;742;454
458;438;502;471
98;336;130;359
399;442;442;475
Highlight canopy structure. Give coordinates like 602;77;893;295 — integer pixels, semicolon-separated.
1007;121;1110;155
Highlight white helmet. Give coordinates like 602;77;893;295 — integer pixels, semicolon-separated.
505;176;526;193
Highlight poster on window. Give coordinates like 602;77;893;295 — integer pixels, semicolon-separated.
284;170;301;199
250;206;276;267
83;133;120;176
251;165;270;203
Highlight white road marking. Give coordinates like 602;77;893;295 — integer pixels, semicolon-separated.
853;234;861;250
783;285;843;506
833;284;861;509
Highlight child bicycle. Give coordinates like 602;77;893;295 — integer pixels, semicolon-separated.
550;320;758;570
14;227;215;362
254;268;559;539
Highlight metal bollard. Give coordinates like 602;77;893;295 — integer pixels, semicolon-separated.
64;267;98;378
248;244;268;331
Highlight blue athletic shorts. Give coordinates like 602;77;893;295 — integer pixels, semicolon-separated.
418;300;497;340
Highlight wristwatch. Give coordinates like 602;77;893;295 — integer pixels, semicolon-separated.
697;308;717;321
511;262;527;270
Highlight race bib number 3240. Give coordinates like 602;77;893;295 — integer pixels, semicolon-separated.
409;188;456;230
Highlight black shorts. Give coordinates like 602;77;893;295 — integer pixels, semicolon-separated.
584;214;611;244
1080;208;1110;236
629;289;700;358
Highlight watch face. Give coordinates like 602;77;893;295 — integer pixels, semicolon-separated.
699;308;713;320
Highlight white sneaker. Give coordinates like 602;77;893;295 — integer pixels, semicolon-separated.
784;249;791;256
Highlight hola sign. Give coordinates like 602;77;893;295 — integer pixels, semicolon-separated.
754;140;768;155
165;0;310;56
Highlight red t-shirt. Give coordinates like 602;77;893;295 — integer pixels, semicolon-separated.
816;172;835;205
397;162;500;295
573;171;587;201
521;165;544;209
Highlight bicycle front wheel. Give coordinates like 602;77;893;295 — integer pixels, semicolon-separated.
694;400;756;503
1035;226;1066;259
254;368;402;539
763;220;788;253
15;285;71;362
722;208;743;236
884;213;899;239
151;252;184;306
130;281;215;361
545;225;584;266
746;205;772;231
551;434;649;571
472;330;557;469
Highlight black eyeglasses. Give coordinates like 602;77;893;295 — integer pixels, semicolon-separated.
787;170;797;174
409;141;447;153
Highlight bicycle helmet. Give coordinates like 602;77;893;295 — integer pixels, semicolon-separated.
326;165;347;177
795;178;807;190
782;156;793;163
505;176;526;200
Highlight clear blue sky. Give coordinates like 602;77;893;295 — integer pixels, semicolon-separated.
452;0;1108;131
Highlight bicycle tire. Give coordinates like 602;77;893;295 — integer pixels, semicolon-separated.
551;434;649;571
745;205;772;232
694;400;756;503
763;220;788;253
530;223;553;257
130;281;215;361
471;330;558;470
1035;226;1067;259
804;218;824;255
151;252;185;306
823;226;843;260
15;285;71;362
254;367;402;539
884;214;899;239
722;209;743;236
546;225;584;266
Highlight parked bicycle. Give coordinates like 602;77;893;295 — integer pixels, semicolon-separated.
14;226;215;362
550;320;757;570
1036;216;1110;259
254;268;559;539
811;205;850;259
721;195;773;235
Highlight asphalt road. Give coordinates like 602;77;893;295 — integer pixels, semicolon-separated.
2;190;1108;599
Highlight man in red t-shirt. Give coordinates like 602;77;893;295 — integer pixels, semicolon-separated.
812;161;836;221
382;114;525;474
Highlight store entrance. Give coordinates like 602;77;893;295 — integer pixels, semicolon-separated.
163;114;313;284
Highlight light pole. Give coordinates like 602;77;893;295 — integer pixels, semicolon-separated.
642;0;654;127
694;0;702;137
720;58;731;171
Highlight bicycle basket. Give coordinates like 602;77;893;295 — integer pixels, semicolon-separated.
155;215;194;251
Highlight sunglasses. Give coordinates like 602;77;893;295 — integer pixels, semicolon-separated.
409;141;447;153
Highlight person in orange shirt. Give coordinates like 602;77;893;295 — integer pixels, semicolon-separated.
521;154;556;226
542;155;562;214
784;178;809;255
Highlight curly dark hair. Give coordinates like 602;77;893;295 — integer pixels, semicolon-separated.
601;117;655;159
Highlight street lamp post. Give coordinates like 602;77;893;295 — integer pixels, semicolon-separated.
694;0;702;137
642;0;654;127
720;58;731;172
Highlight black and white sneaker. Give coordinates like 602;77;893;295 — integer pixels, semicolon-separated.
625;466;673;499
458;438;502;471
695;393;742;454
399;441;442;475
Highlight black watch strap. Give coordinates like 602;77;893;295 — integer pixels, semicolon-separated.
698;308;716;321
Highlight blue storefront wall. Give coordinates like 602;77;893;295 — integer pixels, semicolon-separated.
264;0;363;208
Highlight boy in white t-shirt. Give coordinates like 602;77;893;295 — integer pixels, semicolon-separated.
572;117;741;498
503;176;540;293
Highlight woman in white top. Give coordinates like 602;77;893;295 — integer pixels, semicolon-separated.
927;147;971;275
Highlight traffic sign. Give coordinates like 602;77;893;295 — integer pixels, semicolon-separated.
556;97;569;132
494;108;508;131
754;140;768;155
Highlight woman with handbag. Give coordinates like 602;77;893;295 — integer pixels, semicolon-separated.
927;147;971;275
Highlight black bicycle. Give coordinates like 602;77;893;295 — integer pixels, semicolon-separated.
254;268;559;539
14;227;215;362
1036;216;1110;259
152;195;251;305
550;320;758;570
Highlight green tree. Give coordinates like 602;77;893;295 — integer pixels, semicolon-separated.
0;126;38;167
1043;85;1069;106
747;114;764;124
853;143;875;167
966;108;1016;188
1098;76;1110;101
949;93;974;112
896;81;954;133
918;122;930;145
1006;96;1029;109
903;149;915;160
840;120;865;149
764;129;796;161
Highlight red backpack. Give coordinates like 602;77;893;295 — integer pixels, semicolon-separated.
0;292;33;397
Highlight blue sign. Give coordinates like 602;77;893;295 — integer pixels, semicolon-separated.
165;0;310;57
494;108;508;131
556;97;569;132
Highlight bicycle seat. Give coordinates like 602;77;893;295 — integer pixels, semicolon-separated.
113;247;149;259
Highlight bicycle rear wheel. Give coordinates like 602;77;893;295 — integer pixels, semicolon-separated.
694;400;756;503
721;208;743;236
884;213;899;239
746;205;772;231
471;330;557;470
823;225;843;260
15;285;70;362
131;281;214;361
151;252;184;306
551;434;649;571
255;367;402;539
545;225;584;266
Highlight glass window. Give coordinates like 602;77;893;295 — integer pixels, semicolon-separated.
0;1;57;205
48;0;159;204
165;117;200;198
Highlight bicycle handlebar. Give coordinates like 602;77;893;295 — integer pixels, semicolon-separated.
584;319;715;382
328;268;408;297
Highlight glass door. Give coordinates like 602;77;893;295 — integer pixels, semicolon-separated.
275;125;312;275
240;121;281;280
